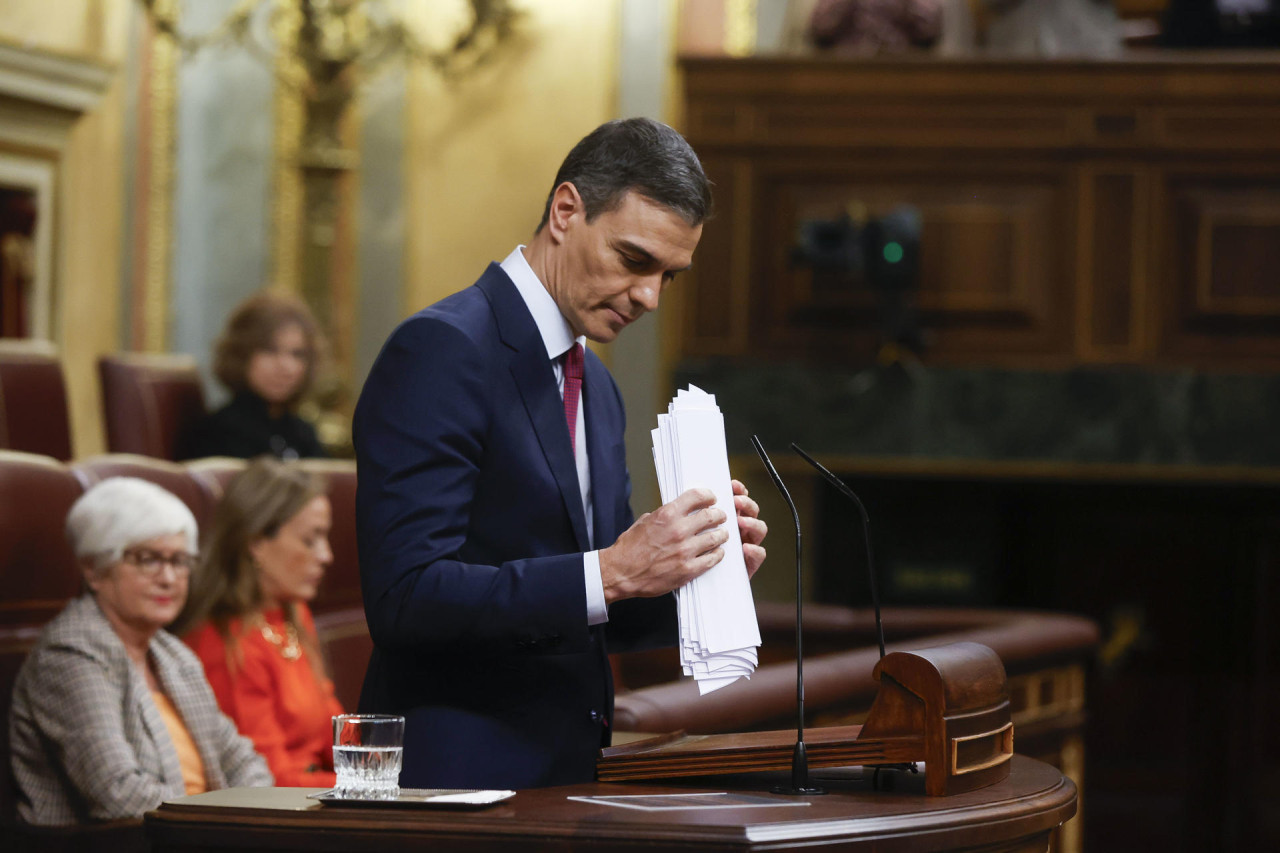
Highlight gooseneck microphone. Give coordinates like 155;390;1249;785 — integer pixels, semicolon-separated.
750;435;825;796
791;443;886;660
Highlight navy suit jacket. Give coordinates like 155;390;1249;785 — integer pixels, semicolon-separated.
353;264;677;789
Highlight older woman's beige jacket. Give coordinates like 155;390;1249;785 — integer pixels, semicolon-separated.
8;594;273;825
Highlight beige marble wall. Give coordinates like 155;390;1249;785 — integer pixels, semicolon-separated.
0;0;131;458
0;0;116;56
403;1;621;314
0;0;638;458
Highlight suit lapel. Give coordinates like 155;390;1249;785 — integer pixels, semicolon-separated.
583;355;620;549
478;266;590;552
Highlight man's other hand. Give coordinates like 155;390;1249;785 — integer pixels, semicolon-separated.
600;488;728;604
732;479;767;578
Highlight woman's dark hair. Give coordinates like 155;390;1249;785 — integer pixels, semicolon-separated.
213;291;324;405
536;117;712;232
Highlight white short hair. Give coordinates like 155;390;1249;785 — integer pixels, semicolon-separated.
66;477;199;570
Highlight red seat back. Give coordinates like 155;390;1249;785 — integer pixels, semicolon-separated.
0;451;85;821
0;340;72;461
98;353;207;461
71;455;221;531
297;460;360;615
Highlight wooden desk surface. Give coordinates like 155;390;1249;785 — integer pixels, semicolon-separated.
145;755;1075;852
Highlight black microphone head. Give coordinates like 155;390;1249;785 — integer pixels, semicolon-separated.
751;435;801;543
790;443;885;660
790;443;869;524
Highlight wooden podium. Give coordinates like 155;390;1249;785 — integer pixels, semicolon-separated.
145;756;1074;853
144;643;1054;852
601;643;1013;796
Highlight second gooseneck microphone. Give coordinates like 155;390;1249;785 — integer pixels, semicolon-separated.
791;443;886;660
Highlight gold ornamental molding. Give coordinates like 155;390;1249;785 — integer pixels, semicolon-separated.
723;0;758;57
270;9;305;297
142;0;178;353
0;38;113;115
137;0;523;452
138;0;523;337
0;38;112;344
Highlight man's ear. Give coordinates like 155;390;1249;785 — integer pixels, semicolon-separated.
545;181;585;244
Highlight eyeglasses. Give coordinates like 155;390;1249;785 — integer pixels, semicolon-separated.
121;548;197;577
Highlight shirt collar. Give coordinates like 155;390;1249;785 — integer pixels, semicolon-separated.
500;245;584;361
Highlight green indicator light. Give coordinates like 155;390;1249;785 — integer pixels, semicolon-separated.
883;242;904;264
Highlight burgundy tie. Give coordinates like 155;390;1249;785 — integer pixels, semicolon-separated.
563;342;583;452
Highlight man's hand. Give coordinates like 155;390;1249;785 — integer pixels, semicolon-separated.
733;479;767;578
600;488;728;605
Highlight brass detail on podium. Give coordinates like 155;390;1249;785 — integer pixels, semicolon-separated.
951;721;1013;776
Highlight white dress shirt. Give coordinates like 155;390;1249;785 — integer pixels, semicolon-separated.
501;246;608;626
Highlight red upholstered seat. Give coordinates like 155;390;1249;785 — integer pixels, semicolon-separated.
183;456;247;502
0;340;73;461
71;455;221;531
298;460;366;711
297;459;360;614
0;451;85;823
313;607;372;713
0;452;367;843
98;353;207;461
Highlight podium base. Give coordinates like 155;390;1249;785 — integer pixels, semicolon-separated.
771;784;827;795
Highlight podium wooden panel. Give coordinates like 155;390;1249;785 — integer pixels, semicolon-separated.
145;755;1075;853
599;644;1014;798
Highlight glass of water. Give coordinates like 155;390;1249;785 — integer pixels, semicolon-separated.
332;714;404;800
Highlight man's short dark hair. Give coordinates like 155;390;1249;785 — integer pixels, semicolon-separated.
537;118;712;232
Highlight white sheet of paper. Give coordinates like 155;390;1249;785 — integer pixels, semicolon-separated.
651;385;760;695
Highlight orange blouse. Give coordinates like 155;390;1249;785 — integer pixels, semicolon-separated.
150;689;208;795
185;604;343;787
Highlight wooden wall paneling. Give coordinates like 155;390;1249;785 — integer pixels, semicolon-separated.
681;56;1280;371
752;102;1078;150
1157;108;1280;151
1077;164;1150;361
745;158;1073;364
1156;165;1280;365
727;157;754;354
682;155;751;356
1194;202;1280;315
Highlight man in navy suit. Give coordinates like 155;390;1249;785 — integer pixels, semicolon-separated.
354;118;767;789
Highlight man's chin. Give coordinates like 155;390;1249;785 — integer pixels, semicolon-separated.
585;323;622;344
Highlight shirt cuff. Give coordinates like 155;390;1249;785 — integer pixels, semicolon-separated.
584;550;609;626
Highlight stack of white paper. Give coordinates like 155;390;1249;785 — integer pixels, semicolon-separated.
651;385;761;695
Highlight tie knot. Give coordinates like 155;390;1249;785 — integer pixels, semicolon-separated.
563;342;584;382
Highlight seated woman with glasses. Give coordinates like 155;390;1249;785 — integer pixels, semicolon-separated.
8;478;272;826
173;457;343;786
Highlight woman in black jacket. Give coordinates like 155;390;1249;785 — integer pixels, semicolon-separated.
184;292;327;460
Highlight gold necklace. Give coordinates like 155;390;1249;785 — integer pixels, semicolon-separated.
258;619;302;661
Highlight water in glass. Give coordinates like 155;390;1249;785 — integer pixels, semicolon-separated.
333;744;403;799
332;714;404;799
